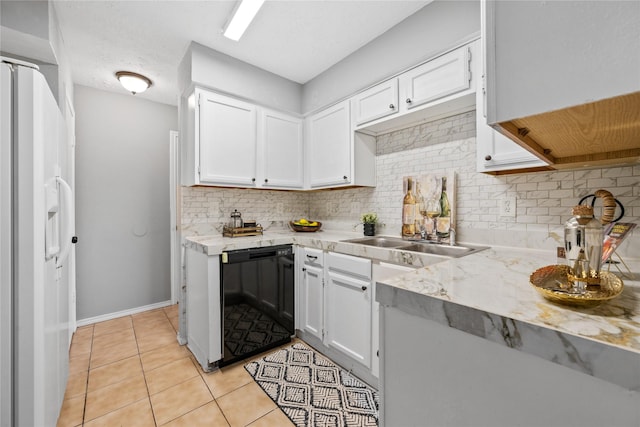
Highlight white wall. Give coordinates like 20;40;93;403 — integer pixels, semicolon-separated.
179;42;303;114
74;85;177;320
302;0;480;114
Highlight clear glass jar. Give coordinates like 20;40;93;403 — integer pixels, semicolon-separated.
564;205;603;291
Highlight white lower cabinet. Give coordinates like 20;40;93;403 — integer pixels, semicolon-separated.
296;248;377;383
371;262;418;378
299;247;324;341
325;257;372;368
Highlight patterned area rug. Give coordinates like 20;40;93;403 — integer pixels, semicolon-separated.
224;303;290;357
245;342;379;427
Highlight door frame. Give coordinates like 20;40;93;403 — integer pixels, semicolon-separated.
169;130;180;304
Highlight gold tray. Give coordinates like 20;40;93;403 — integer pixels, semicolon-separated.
530;265;623;308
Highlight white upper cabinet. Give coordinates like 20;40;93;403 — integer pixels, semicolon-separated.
355;41;478;135
198;90;257;186
306;100;376;189
483;0;640;169
306;100;352;188
400;46;471;111
352;79;399;126
475;13;548;174
259;109;304;189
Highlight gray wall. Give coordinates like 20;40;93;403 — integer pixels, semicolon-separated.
302;0;480;113
179;42;303;114
74;85;177;320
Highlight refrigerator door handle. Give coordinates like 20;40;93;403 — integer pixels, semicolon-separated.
56;176;74;267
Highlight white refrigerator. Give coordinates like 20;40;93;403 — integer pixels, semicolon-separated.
1;57;75;426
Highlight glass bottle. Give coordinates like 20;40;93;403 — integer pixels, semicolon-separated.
436;177;451;238
402;177;416;237
564;205;603;287
415;181;425;234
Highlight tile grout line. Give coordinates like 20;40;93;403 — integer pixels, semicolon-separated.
129;314;160;427
79;325;95;426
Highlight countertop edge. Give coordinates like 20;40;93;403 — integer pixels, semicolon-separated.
376;281;640;392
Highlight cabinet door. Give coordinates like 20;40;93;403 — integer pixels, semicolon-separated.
306;101;351;188
476;16;548;174
325;271;372;368
300;264;324;341
259;109;303;189
279;255;295;330
476;124;548;173
352;79;398;126
401;46;471;110
371;262;417;378
198;91;257;186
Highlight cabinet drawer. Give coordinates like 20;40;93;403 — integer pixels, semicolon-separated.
302;247;323;268
327;252;372;280
352;79;399;126
401;46;471;110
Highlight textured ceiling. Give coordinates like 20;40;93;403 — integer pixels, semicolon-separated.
54;0;431;106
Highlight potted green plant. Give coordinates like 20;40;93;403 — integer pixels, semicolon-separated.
361;212;379;236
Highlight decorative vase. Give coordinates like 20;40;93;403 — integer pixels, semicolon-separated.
363;223;375;236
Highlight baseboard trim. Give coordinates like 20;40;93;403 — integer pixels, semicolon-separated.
77;300;173;327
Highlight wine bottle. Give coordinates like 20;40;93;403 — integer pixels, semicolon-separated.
436;177;450;238
415;181;425;231
402;177;416;237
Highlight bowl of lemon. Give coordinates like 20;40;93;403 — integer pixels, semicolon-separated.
289;218;322;232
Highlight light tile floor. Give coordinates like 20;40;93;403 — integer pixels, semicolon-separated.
57;304;295;427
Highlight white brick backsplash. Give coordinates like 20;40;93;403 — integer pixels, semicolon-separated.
603;167;634;178
587;178;618;188
618;176;640;187
312;110;639;254
181;110;639;255
574;170;602;180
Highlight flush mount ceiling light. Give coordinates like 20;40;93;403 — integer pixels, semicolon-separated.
115;71;152;95
223;0;265;41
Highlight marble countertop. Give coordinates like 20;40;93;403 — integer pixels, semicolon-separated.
184;229;452;268
184;230;640;390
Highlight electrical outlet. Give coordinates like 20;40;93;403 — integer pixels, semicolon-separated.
276;203;284;214
499;196;516;217
327;201;339;215
351;201;360;214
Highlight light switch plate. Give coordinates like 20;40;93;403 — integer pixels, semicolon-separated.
499;196;516;217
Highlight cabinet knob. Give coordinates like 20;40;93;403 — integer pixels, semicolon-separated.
484;155;492;161
343;176;348;180
405;98;412;104
302;267;306;272
264;178;268;183
389;103;395;109
361;285;367;291
251;177;256;182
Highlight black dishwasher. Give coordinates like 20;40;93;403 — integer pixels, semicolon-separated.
220;244;295;366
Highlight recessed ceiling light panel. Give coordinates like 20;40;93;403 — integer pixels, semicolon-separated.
223;0;265;41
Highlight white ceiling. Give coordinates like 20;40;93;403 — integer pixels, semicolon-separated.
53;0;431;106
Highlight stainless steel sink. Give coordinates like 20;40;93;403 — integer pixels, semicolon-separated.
342;236;488;258
400;243;487;257
342;237;411;248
